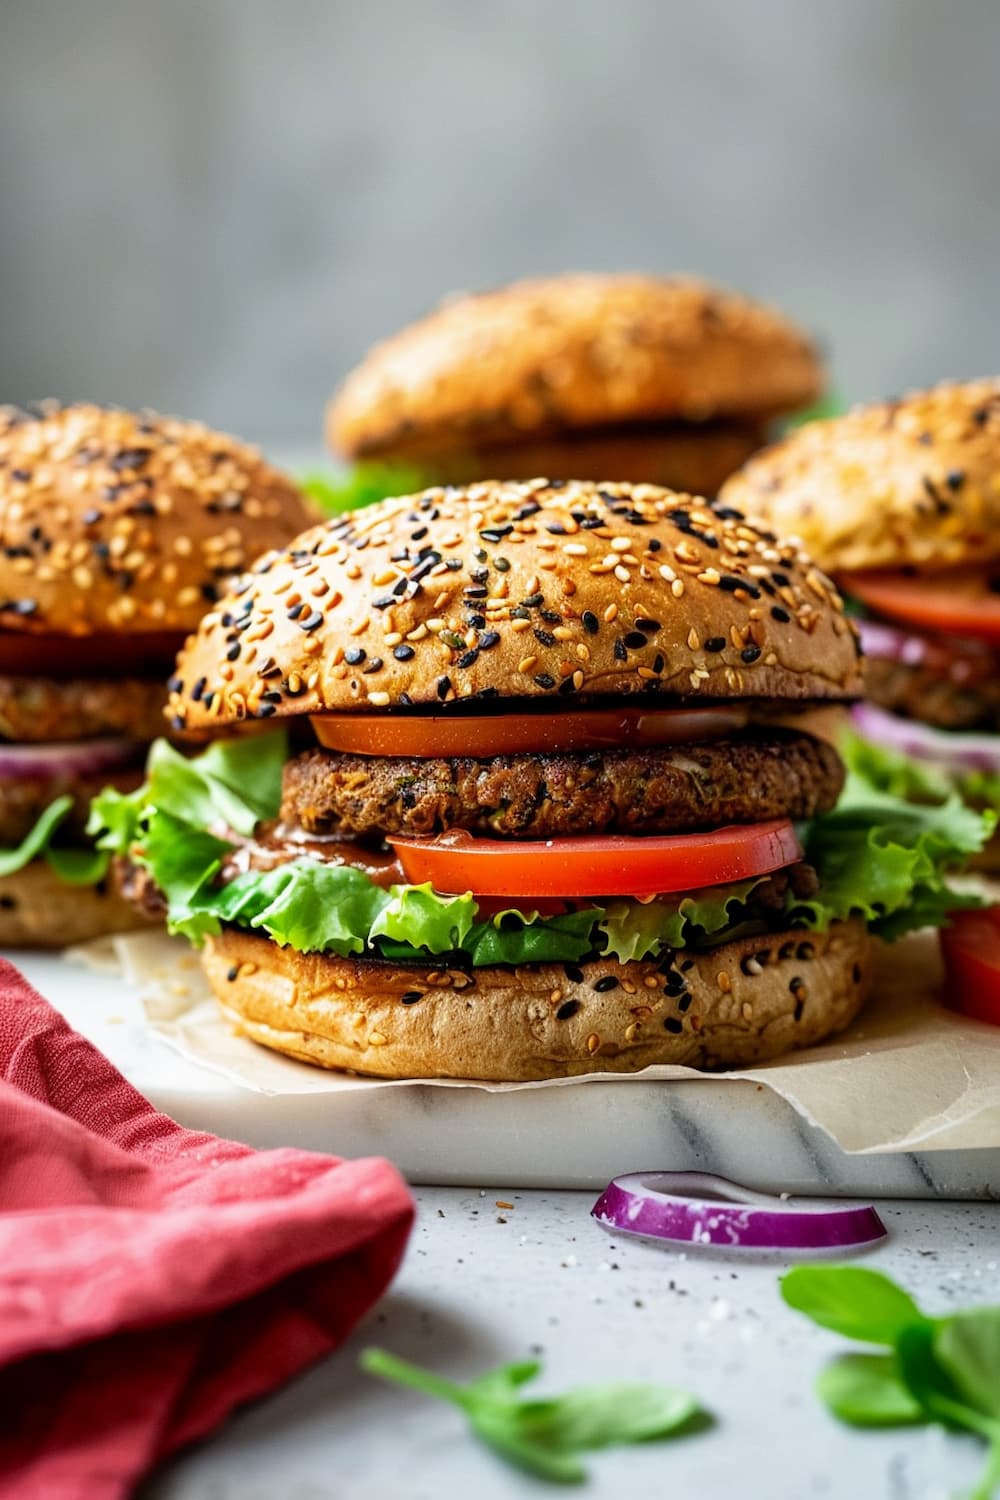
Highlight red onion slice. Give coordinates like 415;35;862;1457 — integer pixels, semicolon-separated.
0;736;143;781
851;701;1000;776
591;1171;887;1252
856;618;929;665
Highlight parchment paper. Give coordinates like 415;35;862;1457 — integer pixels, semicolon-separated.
70;927;1000;1156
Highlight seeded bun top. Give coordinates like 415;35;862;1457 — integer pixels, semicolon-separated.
328;274;824;462
719;379;1000;574
169;479;861;737
0;403;314;637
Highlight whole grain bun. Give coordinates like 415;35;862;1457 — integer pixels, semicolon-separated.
719;379;1000;573
328;275;823;462
203;918;871;1079
375;420;766;497
0;402;315;637
169;479;862;737
0;861;152;948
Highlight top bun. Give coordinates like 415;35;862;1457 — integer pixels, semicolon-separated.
719;379;1000;574
328;274;824;462
0;403;314;636
169;478;861;737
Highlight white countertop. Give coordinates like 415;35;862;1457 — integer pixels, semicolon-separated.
143;1191;1000;1500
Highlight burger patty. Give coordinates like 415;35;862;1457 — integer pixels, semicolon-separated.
281;731;845;840
0;675;167;744
0;767;142;846
865;655;1000;733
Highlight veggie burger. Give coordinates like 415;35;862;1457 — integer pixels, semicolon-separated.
326;275;824;501
720;379;1000;855
0;401;313;945
96;479;985;1079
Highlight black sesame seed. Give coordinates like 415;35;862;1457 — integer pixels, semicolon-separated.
633;617;661;632
400;991;424;1005
540;608;562;624
286;602;305;620
190;676;207;702
226;643;241;662
344;647;366;665
533;672;556;690
299;609;323;632
593;975;619;992
623;631;647;650
226;966;239;983
480;525;512;542
613;637;628;661
704;637;726;653
652;654;664;674
521;593;543;608
479;631;500;650
361;657;384;674
436;675;452;700
770;606;791;623
946;469;966;491
555;999;581;1020
582;611;600;635
664;1017;684;1034
372;595;394;610
563;962;584;983
457;649;479;669
741;644;762;664
393;644;415;661
534;629;556;647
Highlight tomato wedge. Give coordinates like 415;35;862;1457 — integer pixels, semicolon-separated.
842;567;1000;646
940;906;1000;1026
312;705;750;759
0;631;185;676
388;820;803;899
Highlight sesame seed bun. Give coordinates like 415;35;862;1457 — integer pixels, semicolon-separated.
372;421;767;499
328;274;824;464
719;379;1000;574
0;402;315;638
0;861;152;948
169;479;862;737
202;918;871;1080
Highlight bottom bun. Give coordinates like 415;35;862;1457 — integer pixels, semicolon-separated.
0;860;154;949
203;919;872;1081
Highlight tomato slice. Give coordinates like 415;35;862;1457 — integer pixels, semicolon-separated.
940;906;1000;1026
312;705;750;758
388;820;803;899
842;567;1000;646
0;631;185;676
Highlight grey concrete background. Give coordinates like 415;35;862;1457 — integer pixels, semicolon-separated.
1;0;998;449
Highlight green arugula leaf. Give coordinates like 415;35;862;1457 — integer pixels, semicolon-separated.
782;392;848;430
785;1267;1000;1500
780;1267;924;1344
937;1313;1000;1424
816;1353;925;1426
360;1347;703;1485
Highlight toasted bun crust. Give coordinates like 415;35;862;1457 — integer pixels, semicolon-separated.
169;479;862;736
0;861;153;948
329;275;823;461
720;379;1000;573
203;919;871;1079
0;402;314;637
372;421;766;497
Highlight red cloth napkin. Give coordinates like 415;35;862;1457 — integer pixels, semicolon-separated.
0;957;414;1500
